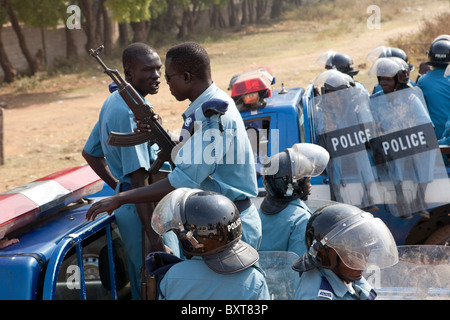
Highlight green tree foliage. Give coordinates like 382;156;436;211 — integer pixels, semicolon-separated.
14;0;65;29
106;0;152;23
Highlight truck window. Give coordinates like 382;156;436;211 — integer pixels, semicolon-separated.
245;118;271;177
54;223;130;300
297;102;306;143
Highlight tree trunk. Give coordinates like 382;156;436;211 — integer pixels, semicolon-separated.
1;0;40;75
0;25;17;83
256;0;268;21
270;0;284;19
65;27;78;60
100;0;113;54
40;27;47;65
241;0;248;25
177;7;196;40
131;20;151;43
247;0;254;24
210;4;221;30
163;0;176;32
94;0;103;45
118;22;129;47
228;0;238;27
78;0;97;53
177;9;189;40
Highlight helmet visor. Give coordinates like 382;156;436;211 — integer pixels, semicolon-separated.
315;50;336;68
151;188;201;235
324;212;398;270
291;143;330;177
367;46;390;63
313;69;354;93
368;57;404;78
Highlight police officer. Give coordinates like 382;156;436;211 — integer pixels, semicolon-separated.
82;43;179;299
316;50;368;94
417;37;450;142
258;143;329;257
369;57;434;219
86;42;262;250
369;56;413;96
146;188;270;300
292;203;398;300
314;69;379;211
317;51;360;77
367;46;416;94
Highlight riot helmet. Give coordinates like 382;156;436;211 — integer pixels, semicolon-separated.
151;188;258;274
367;46;414;71
369;57;410;90
292;203;398;273
432;34;450;43
313;69;355;95
262;143;329;200
316;51;359;76
426;38;450;67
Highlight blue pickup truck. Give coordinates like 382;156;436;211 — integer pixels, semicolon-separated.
232;67;450;247
0;165;128;300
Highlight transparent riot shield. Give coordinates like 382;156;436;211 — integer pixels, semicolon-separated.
369;87;450;218
363;245;450;300
313;86;380;209
258;251;300;300
304;198;339;213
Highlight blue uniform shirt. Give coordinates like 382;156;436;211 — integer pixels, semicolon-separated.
83;90;179;299
258;199;311;257
158;257;270;300
84;90;160;184
418;67;450;139
168;82;258;200
168;83;262;249
294;267;376;300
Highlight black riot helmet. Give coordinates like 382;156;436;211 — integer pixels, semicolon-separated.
316;51;359;77
262;143;329;201
426;38;450;67
313;69;355;95
151;188;258;274
367;46;414;72
292;203;398;273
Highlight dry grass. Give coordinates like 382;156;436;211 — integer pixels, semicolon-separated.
389;11;450;65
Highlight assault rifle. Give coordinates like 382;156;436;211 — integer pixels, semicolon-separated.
89;45;175;174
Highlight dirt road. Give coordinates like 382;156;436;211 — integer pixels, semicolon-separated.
0;1;447;192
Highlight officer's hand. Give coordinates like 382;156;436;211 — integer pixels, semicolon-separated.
0;237;19;249
85;196;121;221
133;114;161;133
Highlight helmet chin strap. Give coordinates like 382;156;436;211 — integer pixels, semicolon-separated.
286;183;294;197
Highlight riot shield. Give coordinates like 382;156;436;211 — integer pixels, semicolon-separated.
258;251;300;300
313;86;380;209
363;245;450;300
304;198;339;213
369;87;450;218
